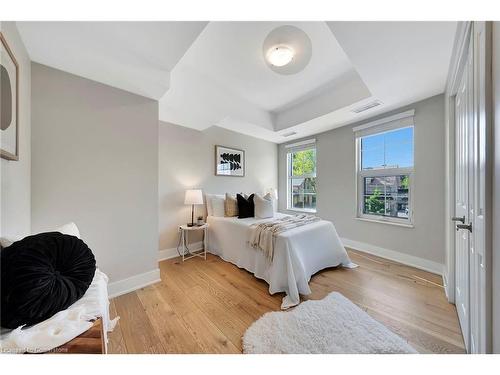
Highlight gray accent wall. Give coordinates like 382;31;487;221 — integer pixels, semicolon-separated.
0;22;31;238
278;94;446;265
31;63;159;284
159;122;277;251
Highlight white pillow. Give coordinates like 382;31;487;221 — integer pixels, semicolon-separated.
55;222;81;238
0;222;80;249
211;197;225;217
205;194;224;216
0;235;22;248
254;193;274;219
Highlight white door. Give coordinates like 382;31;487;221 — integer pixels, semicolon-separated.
453;22;491;354
454;41;473;351
469;21;490;354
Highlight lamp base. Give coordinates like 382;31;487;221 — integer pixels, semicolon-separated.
186;223;194;227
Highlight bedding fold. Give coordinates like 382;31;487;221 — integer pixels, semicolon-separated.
248;214;321;261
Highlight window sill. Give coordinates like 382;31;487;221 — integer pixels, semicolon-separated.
285;208;317;214
355;217;414;228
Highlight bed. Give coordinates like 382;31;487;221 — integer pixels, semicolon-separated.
207;213;355;309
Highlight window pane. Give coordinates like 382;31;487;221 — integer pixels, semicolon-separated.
363;175;409;219
291;177;316;210
291;149;316;176
385;141;414;168
361;127;413;170
384;127;413;168
361;147;384;170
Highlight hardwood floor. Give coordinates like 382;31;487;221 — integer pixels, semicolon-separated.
108;249;465;354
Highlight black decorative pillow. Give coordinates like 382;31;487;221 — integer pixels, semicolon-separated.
1;232;96;329
237;193;255;218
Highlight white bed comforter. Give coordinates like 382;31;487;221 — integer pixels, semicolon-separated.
207;213;356;309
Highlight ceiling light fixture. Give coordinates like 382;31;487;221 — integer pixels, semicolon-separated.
266;45;295;67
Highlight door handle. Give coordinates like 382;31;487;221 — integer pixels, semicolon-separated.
452;216;465;223
456;222;473;232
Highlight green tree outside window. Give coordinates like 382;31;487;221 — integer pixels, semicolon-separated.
365;187;385;214
292;149;316;176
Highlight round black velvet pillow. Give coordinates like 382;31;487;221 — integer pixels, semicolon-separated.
1;232;96;329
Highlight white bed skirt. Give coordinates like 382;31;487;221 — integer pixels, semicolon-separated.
207;214;355;309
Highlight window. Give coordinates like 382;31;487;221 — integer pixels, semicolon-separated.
355;111;414;224
287;143;316;212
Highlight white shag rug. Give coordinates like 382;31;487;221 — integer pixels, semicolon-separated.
242;292;417;354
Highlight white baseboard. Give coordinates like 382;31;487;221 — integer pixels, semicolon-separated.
108;268;161;299
341;238;444;276
443;270;450;298
158;241;203;262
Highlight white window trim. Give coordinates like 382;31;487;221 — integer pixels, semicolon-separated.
352;109;415;133
355;112;415;225
286;145;317;213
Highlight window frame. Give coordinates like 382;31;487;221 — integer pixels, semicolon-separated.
355;126;415;226
286;145;317;213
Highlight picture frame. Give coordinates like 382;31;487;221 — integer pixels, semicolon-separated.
214;145;245;177
1;32;19;161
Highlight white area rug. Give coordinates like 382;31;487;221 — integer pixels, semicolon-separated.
242;292;417;354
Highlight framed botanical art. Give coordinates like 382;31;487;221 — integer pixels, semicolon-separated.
1;32;19;161
215;145;245;177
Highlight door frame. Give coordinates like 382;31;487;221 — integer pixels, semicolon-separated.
445;21;472;304
445;21;493;353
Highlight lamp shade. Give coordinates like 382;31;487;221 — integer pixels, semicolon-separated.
184;189;203;205
267;188;278;200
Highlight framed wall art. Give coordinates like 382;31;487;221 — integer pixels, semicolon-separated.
215;145;245;177
1;32;19;161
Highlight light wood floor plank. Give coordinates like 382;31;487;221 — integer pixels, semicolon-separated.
108;249;465;354
113;292;165;353
136;285;203;353
159;271;240;353
106;300;127;354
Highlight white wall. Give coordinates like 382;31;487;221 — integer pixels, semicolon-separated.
159;122;277;251
0;22;31;238
31;63;159;293
278;95;446;272
492;21;500;354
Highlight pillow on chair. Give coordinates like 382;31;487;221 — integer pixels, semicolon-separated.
0;222;81;249
254;193;274;219
237;193;255;218
1;232;96;329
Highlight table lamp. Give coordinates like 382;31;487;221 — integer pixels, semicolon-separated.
184;189;203;227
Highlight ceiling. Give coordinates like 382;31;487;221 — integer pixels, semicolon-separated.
179;22;358;111
16;21;208;99
17;21;457;143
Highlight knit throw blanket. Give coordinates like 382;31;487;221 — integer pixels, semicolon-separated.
248;214;321;261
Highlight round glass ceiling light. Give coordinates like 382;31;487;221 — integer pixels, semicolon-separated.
263;26;311;75
266;45;295;67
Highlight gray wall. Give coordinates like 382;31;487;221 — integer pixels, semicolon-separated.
492;21;500;354
278;94;446;265
31;63;159;284
0;22;31;238
159;122;277;250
